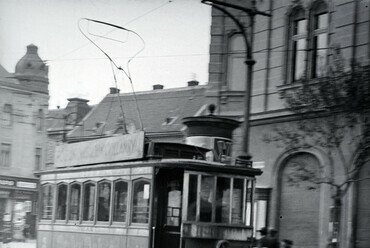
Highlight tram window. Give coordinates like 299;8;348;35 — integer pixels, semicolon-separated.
166;181;182;226
187;174;198;221
231;178;244;224
69;183;81;221
215;177;231;223
83;182;96;221
113;180;128;222
41;184;54;220
97;181;111;222
199;176;215;222
56;183;67;220
132;179;151;224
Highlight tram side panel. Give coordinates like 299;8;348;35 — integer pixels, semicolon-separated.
37;165;153;248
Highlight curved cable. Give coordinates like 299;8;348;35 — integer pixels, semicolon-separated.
78;18;145;130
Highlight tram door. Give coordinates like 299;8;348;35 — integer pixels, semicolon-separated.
155;169;183;248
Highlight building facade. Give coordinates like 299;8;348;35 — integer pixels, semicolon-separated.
205;0;370;247
46;98;91;168
0;44;49;240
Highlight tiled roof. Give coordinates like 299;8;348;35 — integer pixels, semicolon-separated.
69;85;207;138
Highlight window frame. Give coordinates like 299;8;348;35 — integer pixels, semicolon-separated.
55;182;68;221
131;178;151;225
2;104;12;126
183;171;254;226
286;7;307;83
286;1;329;83
226;33;247;91
309;1;329;79
36;109;44;131
112;179;129;224
35;147;42;171
82;181;97;223
40;183;55;221
96;180;112;223
0;143;11;168
68;182;82;222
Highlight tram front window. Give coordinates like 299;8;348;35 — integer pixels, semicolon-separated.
200;176;214;222
185;173;250;225
132;179;151;224
97;181;111;222
56;184;67;220
187;175;198;221
83;182;96;221
232;179;244;224
216;177;231;223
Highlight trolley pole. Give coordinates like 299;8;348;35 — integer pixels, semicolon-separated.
201;0;270;164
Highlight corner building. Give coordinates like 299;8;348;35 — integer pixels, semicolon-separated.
0;44;49;240
205;0;370;247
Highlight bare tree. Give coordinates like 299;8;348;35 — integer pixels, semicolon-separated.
264;54;370;247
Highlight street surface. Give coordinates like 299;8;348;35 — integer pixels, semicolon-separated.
0;240;36;248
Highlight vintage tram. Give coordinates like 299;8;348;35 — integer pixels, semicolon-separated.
37;116;262;248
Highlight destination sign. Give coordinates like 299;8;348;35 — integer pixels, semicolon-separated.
17;181;37;189
54;131;145;167
0;179;15;186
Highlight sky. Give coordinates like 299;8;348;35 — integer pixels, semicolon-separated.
0;0;211;109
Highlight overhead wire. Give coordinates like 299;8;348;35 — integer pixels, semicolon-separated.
78;18;145;131
53;0;173;61
41;46;344;63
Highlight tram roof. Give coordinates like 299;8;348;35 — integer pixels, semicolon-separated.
37;158;262;177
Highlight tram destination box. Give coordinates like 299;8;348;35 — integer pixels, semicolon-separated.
54;131;145;167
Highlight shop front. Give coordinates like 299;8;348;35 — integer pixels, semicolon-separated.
0;176;38;242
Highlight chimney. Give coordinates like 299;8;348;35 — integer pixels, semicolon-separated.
65;98;90;124
182;104;240;164
187;80;199;87
153;84;164;90
110;87;120;94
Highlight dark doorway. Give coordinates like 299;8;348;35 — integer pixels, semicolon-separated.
155;169;183;248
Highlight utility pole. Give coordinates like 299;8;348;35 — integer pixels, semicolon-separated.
201;0;271;163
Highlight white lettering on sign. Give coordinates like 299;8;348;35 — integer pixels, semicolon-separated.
54;131;145;167
17;181;37;189
0;180;15;186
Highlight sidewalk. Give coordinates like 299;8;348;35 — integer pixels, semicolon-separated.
0;239;36;248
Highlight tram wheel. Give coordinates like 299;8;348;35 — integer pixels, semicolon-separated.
215;240;230;248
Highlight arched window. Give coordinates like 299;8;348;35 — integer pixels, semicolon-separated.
113;180;128;222
287;7;307;82
83;181;96;221
69;183;81;221
56;183;68;220
97;180;111;222
310;1;328;78
41;184;55;220
227;34;246;91
132;179;151;224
